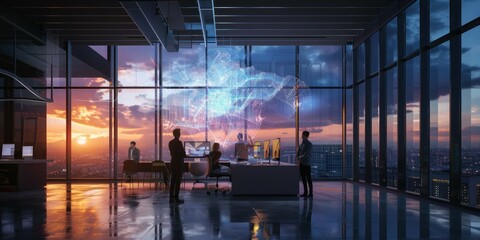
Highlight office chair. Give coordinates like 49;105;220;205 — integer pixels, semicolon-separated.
206;155;231;195
122;160;138;186
189;161;209;189
152;160;170;187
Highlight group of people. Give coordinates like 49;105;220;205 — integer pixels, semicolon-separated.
126;129;314;203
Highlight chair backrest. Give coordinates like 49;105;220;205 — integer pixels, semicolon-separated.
152;160;166;167
152;160;167;171
206;155;214;176
123;160;138;173
189;162;209;178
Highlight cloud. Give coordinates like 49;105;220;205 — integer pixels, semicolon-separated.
463;126;480;135
309;128;323;133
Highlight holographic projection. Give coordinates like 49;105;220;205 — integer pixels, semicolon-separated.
162;46;310;149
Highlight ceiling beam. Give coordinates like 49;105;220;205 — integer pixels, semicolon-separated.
43;23;139;30
183;8;383;16
197;0;216;45
216;23;368;30
214;0;393;8
217;29;363;36
70;44;110;80
120;0;179;52
187;16;375;23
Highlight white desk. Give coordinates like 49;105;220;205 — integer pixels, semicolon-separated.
230;162;299;196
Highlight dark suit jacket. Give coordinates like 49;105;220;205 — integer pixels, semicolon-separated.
128;147;140;162
168;138;186;171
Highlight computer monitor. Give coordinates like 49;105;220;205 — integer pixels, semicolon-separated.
22;146;34;160
184;141;210;158
271;138;281;160
253;141;262;159
263;140;270;159
1;144;15;159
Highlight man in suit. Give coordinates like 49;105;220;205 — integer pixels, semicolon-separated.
169;129;186;204
297;131;313;198
126;141;140;182
128;141;140;162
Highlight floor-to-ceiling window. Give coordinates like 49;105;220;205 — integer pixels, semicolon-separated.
461;26;480;208
370;76;380;184
429;42;450;200
350;0;480;208
47;89;66;178
251;46;296;164
386;67;398;188
405;56;421;193
299;46;343;179
356;43;366;181
358;83;366;181
161;44;206;160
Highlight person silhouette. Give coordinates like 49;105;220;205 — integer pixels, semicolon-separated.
168;128;186;204
234;133;253;161
297;131;313;198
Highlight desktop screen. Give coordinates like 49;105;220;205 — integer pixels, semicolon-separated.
2;144;15;159
271;138;281;160
22;146;34;158
263;140;270;159
184;141;210;157
253;141;262;158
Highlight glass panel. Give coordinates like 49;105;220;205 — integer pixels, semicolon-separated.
406;1;420;56
47;89;66;178
251;46;295;86
359;83;366;181
300;89;343;179
430;41;450;200
162;44;206;87
207;46;245;87
386;67;398;188
430;0;450;42
162;89;206;161
462;0;480;25
356;43;366;81
406;56;421;193
346;45;353;87
256;88;296;163
368;32;379;75
71;89;110;178
371;76;380;184
461;26;480;208
385;18;398;66
117;89;157;176
299;46;343;87
118;45;156;87
346;89;353;179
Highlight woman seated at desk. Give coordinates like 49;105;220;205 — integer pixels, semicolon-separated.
210;143;230;173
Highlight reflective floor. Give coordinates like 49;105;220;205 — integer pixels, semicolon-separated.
1;181;480;239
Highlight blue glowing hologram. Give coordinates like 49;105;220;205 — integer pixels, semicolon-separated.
163;47;311;148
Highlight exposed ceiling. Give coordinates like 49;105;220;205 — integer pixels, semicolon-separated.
0;0;409;51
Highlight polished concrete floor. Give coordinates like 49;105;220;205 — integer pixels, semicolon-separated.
1;181;480;239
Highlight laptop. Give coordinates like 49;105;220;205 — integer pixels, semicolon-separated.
22;146;34;160
1;144;15;160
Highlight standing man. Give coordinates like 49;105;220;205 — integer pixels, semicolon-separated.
126;141;140;182
297;131;313;198
169;128;186;204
